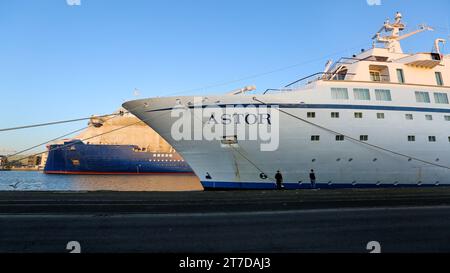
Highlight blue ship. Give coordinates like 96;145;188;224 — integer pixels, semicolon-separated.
44;140;193;175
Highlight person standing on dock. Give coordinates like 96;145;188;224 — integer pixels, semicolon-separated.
309;169;316;189
275;170;283;190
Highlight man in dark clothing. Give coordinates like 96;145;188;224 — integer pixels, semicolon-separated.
275;170;283;190
309;169;316;189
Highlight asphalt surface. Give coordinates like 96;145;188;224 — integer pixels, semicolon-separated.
1;188;450;253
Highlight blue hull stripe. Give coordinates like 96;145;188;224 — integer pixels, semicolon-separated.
146;104;450;114
201;181;447;190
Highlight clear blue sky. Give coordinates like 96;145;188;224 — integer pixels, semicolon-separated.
1;0;449;154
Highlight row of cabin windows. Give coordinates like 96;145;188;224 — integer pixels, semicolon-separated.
306;111;450;121
331;88;392;101
405;114;450;121
331;88;449;104
415;91;449;104
393;69;444;86
311;135;450;143
311;135;369;142
407;136;450;143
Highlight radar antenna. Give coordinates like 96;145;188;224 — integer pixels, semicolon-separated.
372;12;434;53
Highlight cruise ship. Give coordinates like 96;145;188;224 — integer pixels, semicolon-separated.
123;13;450;189
44;111;193;175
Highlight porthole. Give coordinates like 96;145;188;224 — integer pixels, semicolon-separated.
408;158;412;162
436;158;440;162
312;159;316;162
349;158;353;162
336;158;341;162
373;158;378;162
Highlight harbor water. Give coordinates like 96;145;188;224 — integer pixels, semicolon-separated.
0;171;202;192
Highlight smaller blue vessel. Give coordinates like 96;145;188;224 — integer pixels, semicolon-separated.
43;110;193;175
44;140;193;174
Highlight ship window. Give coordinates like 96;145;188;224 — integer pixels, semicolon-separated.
405;114;414;120
353;88;371;100
331;112;340;118
370;71;381;82
307;112;316;118
448;136;450;142
445;116;450;121
354;112;363;119
375;89;392;101
408;136;416;142
71;159;80;166
311;135;320;141
429;136;437;142
397;69;405;84
336;71;347;81
360;135;368;142
415;91;431;103
377;113;385;119
369;65;390;82
425;115;433;121
331;88;349;100
335;135;345;141
435;72;444;86
434;93;449;104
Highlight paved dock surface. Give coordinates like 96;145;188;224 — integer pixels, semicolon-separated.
1;188;450;252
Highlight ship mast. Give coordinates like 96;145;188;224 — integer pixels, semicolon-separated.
372;12;434;53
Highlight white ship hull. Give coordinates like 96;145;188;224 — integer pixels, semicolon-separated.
124;13;450;190
123;80;450;189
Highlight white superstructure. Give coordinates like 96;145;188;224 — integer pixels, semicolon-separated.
124;13;450;189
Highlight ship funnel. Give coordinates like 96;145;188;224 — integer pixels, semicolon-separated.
228;85;257;95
